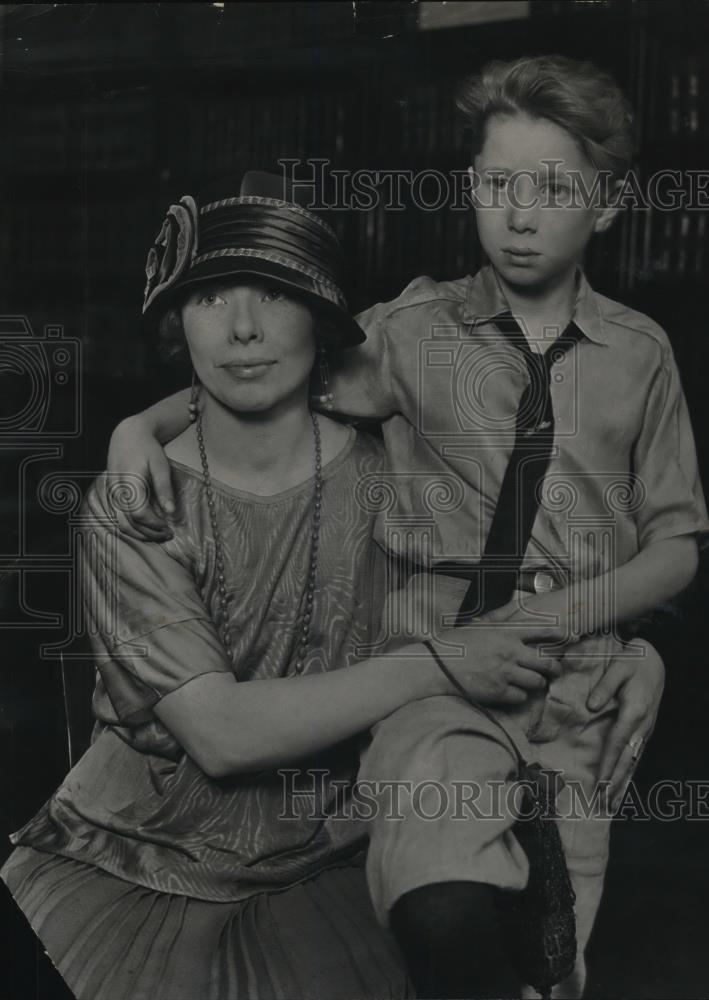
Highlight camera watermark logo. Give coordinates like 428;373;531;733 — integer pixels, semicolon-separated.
417;321;580;441
0;316;81;438
0;309;156;659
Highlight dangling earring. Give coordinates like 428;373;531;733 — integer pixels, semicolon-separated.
188;370;201;423
314;347;334;411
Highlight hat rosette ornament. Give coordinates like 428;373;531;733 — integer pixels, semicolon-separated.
143;195;199;314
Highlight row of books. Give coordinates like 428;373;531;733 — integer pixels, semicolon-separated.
6;197;155;282
657;53;707;141
186;90;349;178
192;77;470;178
81;302;148;380
627;207;708;286
0;94;154;174
173;2;354;56
0;75;470;184
344;201;480;309
396;77;468;157
12;50;709;186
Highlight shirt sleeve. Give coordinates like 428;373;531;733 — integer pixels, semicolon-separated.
632;350;709;550
82;477;232;725
327;297;397;419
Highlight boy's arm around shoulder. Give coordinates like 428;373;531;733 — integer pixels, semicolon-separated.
328;275;464;420
106;389;192;540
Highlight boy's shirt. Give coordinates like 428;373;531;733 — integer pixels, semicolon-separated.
329;265;708;586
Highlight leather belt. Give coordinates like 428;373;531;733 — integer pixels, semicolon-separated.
515;569;558;594
431;563;558;595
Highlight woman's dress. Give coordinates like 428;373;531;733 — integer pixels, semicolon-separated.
1;429;410;999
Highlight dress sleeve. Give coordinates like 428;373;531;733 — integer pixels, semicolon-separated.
632;350;709;550
82;476;232;725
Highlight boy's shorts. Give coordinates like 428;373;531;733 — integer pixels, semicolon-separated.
361;579;628;994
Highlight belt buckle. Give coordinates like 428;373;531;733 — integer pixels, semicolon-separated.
533;570;556;594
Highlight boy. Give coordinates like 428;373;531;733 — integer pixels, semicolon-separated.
109;57;705;997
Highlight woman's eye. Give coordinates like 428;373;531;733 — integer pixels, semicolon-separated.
198;291;226;306
263;286;286;302
486;175;508;190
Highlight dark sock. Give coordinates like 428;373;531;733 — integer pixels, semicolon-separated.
390;880;521;999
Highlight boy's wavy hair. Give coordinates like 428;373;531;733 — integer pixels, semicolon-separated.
457;55;634;181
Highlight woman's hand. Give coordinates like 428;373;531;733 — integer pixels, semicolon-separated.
430;623;565;706
586;638;665;810
106;416;175;541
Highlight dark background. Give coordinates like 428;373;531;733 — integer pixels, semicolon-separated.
0;2;708;997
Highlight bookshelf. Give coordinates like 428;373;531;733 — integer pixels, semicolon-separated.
0;2;706;369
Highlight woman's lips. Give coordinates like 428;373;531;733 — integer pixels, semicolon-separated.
221;361;276;379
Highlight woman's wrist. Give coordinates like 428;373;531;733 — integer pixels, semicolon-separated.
390;640;452;699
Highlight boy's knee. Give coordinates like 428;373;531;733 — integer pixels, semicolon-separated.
390;880;521;999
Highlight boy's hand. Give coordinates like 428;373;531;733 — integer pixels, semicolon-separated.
483;595;583;645
106;416;175;541
588;639;664;810
434;623;565;706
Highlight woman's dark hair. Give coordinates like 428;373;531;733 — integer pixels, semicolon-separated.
157;302;190;366
456;55;635;181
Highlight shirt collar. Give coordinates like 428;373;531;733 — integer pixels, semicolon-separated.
462;265;608;346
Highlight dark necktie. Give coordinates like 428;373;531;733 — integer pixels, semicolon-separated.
456;315;584;623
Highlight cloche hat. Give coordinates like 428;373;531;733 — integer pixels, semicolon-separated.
142;171;365;348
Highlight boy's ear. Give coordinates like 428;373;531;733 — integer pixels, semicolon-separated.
467;163;483;210
593;179;623;234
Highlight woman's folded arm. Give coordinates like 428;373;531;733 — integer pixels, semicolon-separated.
154;653;437;778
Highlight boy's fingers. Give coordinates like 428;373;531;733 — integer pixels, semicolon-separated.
508;666;547;691
516;649;562;676
129;503;171;532
108;494;161;536
587;659;628;712
516;623;567;645
500;687;528;705
131;523;173;542
150;458;176;515
124;518;172;542
122;500;173;540
598;731;625;787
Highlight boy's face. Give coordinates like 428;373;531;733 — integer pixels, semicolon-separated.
472;112;617;292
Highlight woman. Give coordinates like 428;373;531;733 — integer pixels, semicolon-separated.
1;172;560;1000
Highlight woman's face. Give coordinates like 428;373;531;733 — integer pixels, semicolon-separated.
181;279;317;415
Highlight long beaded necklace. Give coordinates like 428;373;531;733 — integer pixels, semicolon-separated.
195;408;322;674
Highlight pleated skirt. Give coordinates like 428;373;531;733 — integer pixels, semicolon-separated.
2;847;412;1000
